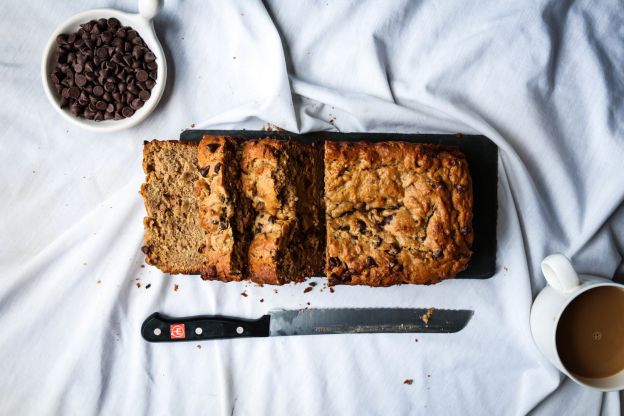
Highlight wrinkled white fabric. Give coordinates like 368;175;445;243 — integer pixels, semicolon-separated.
0;0;623;415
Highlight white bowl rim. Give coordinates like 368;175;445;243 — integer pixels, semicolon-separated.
41;7;167;132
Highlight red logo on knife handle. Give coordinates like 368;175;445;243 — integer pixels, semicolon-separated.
170;323;186;339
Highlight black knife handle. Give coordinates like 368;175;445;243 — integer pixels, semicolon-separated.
141;312;271;343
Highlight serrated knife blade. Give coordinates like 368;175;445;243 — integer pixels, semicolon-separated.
142;308;473;343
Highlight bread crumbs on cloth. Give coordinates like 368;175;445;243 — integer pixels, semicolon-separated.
404;379;413;385
136;282;141;288
303;286;313;294
241;291;248;297
422;308;434;325
174;284;179;292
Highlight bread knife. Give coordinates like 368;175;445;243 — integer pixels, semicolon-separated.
141;308;473;342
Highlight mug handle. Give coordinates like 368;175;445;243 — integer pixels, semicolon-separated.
541;254;580;294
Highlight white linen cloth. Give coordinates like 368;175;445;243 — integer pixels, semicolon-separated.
0;0;623;414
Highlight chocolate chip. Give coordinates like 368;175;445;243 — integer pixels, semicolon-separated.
107;18;120;28
255;201;265;210
338;225;350;231
141;245;151;254
373;236;382;248
214;163;221;174
332;269;353;284
96;47;108;59
136;69;148;82
328;257;341;268
219;221;228;230
121;106;134;118
138;90;150;101
256;223;263;233
389;261;403;272
203;265;217;279
199;166;210;177
75;74;87;87
131;98;143;110
104;81;116;92
365;257;378;268
101;31;113;44
268;215;276;224
206;143;221;153
388;242;401;256
382;214;394;226
433;249;444;259
68;86;80;99
356;219;367;233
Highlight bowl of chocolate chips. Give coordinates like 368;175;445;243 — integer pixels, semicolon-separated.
41;0;166;132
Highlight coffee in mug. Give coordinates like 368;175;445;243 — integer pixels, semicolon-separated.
556;286;624;378
530;253;624;391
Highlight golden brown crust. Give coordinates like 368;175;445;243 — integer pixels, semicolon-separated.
324;141;473;286
196;136;253;281
140;140;207;274
242;139;325;285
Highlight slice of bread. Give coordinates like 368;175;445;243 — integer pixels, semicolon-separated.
242;139;325;284
141;140;207;274
195;136;254;281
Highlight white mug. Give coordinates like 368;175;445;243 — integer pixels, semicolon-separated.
529;253;624;391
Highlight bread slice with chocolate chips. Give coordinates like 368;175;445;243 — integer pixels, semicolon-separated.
195;135;254;281
242;139;325;285
324;140;473;286
140;140;208;274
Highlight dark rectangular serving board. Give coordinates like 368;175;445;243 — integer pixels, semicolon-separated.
180;130;498;279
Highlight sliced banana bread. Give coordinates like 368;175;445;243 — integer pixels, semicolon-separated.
140;140;208;274
242;139;325;285
195;135;254;281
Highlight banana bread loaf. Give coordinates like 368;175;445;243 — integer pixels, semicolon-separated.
140;140;208;274
242;139;325;285
324;140;473;286
195;135;254;281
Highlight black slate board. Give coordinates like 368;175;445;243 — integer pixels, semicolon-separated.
180;130;498;279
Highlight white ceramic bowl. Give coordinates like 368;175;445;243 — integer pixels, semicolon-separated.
41;0;166;132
